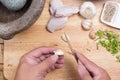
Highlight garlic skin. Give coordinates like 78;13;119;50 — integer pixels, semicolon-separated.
54;49;64;55
80;2;97;19
55;6;79;17
50;0;63;15
47;17;68;32
81;19;92;31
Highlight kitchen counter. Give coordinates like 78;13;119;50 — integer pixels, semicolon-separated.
3;0;120;80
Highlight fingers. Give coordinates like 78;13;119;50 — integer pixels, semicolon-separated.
25;47;57;58
37;55;59;72
75;51;102;75
78;64;92;80
55;55;64;68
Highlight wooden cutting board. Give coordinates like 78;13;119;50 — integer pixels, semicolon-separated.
4;0;120;80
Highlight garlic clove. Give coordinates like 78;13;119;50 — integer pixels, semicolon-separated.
54;49;64;56
61;33;70;42
47;17;68;32
55;6;79;17
89;29;97;39
80;1;97;19
81;19;92;31
50;0;63;15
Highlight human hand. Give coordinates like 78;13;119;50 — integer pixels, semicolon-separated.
75;51;111;80
15;47;64;80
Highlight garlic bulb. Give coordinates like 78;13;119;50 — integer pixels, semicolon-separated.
47;17;68;32
54;49;64;55
55;6;79;17
80;2;97;19
81;19;92;31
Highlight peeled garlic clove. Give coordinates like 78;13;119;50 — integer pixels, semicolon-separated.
47;17;68;32
54;49;64;55
81;19;92;31
55;6;79;17
89;29;96;39
50;0;63;15
80;1;97;19
61;33;70;42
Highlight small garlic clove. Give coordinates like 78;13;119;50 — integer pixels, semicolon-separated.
47;17;68;32
55;6;79;17
89;29;97;39
81;19;92;31
80;1;97;19
54;49;64;56
50;0;63;15
61;33;70;42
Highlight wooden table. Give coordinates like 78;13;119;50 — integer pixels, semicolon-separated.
0;38;4;80
3;0;120;80
0;44;2;70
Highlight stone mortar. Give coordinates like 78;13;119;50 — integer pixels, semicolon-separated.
0;0;45;40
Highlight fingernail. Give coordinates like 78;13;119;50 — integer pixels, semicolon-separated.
51;55;58;61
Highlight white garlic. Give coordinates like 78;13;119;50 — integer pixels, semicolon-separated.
50;0;63;15
55;6;79;17
81;19;92;31
47;17;68;32
61;33;70;42
80;1;97;19
54;49;64;55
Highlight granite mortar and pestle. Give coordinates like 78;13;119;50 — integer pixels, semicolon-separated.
0;0;45;40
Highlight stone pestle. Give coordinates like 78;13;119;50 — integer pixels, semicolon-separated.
0;0;27;11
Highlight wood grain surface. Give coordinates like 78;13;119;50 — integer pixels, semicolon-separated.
0;42;4;80
0;43;3;71
4;0;120;80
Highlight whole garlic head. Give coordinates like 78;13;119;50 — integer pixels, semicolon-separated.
80;1;97;19
81;19;92;31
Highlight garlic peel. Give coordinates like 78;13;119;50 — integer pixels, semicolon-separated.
80;2;97;19
54;49;64;55
55;6;79;17
81;19;92;31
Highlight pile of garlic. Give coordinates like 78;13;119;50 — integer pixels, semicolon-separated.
47;0;79;32
47;0;97;33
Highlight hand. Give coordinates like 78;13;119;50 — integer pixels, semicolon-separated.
15;47;64;80
75;51;111;80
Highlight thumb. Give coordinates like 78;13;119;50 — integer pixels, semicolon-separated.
37;55;58;72
78;64;92;80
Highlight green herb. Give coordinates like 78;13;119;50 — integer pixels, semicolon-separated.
116;55;120;62
96;30;120;54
